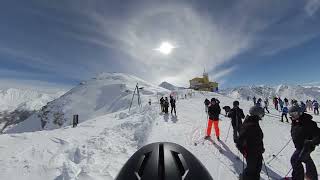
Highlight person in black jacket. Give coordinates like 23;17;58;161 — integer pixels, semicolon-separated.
205;98;221;140
253;96;257;105
160;97;165;112
236;106;265;180
227;101;245;143
289;105;320;180
164;97;169;114
170;96;176;115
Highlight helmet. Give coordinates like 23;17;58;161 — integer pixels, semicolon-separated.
249;105;265;119
233;101;239;107
211;98;216;102
288;105;302;120
115;142;213;180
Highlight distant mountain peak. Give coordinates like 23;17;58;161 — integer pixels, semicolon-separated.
222;84;320;101
159;81;180;91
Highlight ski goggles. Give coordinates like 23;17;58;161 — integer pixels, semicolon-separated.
289;112;301;119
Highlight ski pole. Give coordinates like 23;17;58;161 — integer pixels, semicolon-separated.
267;138;292;164
225;120;232;142
263;157;270;180
283;166;293;179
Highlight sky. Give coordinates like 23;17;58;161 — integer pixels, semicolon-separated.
0;0;320;90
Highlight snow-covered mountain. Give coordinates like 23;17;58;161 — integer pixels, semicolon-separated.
221;84;320;101
159;81;184;91
0;88;65;112
7;73;169;133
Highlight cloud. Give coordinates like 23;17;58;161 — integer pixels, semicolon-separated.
66;1;253;86
63;0;319;86
212;67;238;81
0;78;71;93
305;0;320;16
2;0;319;88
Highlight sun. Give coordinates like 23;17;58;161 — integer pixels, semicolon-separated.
155;41;175;55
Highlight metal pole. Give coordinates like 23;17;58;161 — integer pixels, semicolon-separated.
129;86;137;112
267;138;292;164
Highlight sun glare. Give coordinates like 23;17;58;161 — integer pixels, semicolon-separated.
155;42;175;55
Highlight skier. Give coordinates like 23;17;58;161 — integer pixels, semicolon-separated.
264;98;270;113
204;98;210;113
205;98;221;141
236;106;265;180
247;96;250;101
170;96;176;115
227;101;245;143
292;99;298;106
164;97;169;114
300;101;307;112
281;106;289;123
288;105;320;180
273;97;279;110
313;100;319;115
256;98;262;107
253;96;257;105
160;97;165;112
148;99;151;105
279;98;284;111
307;100;312;111
284;98;289;107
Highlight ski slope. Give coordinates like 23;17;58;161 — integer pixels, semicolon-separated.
0;91;319;180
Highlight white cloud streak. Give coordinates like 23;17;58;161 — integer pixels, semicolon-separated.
305;0;320;16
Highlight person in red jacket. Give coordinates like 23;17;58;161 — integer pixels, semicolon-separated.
205;98;221;140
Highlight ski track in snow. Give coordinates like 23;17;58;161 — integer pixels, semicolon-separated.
0;91;320;180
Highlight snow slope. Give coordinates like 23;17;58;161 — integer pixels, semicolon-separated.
1;90;319;180
6;73;169;133
0;88;64;112
0;105;158;180
222;84;320;101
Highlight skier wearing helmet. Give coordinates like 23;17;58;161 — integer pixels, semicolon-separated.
289;105;320;180
236;105;265;180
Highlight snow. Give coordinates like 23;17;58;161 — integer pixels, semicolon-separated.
0;88;64;112
0;105;157;180
6;73;169;133
1;74;320;180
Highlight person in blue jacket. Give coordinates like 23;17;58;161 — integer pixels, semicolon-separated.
281;106;289;122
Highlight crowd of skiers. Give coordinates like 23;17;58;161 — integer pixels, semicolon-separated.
204;96;320;180
159;95;176;115
250;96;320;121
